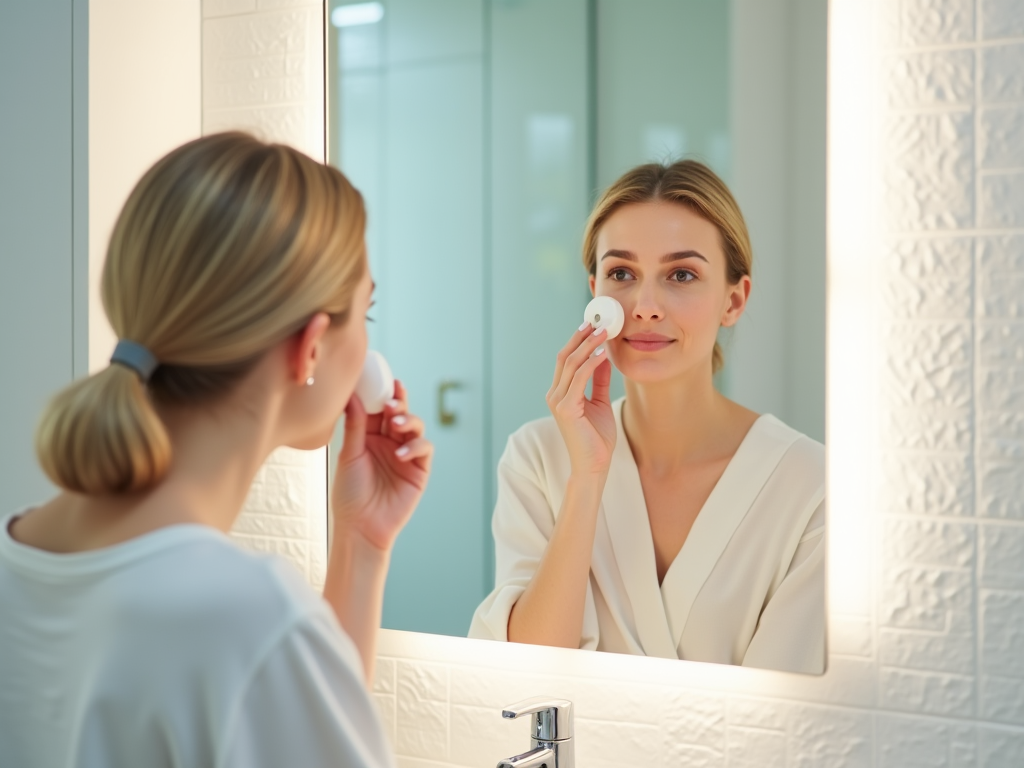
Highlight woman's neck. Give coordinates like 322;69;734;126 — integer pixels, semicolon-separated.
12;389;282;553
621;366;756;476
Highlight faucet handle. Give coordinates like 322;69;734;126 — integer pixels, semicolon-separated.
502;697;573;741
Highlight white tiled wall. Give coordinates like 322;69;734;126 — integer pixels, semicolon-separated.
205;1;1024;765
202;0;324;158
201;0;328;589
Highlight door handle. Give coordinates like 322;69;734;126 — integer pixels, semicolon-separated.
438;380;462;426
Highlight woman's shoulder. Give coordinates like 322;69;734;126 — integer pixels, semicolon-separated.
104;531;330;651
503;414;564;461
754;415;824;471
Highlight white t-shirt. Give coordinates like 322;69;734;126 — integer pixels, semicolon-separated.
0;513;394;768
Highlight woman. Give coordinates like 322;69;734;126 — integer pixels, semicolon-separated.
469;161;825;674
0;133;429;765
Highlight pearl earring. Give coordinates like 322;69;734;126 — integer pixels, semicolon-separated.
306;377;315;386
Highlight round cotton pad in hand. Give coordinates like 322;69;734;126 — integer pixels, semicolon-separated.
583;296;625;340
355;350;394;414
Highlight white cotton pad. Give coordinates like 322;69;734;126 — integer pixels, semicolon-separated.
355;350;394;415
583;296;625;340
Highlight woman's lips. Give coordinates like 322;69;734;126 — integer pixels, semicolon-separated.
623;333;675;352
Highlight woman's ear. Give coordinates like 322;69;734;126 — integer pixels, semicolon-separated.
720;275;752;328
588;273;597;297
290;312;332;385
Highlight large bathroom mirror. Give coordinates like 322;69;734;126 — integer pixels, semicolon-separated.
328;0;827;673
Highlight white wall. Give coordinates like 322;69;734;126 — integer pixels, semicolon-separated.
88;0;202;372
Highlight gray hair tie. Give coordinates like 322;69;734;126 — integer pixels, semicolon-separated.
110;340;159;383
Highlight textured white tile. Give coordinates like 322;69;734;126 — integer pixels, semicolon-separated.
979;321;1024;367
877;715;953;768
979;235;1024;272
448;704;521;768
979;726;1024;768
950;724;979;768
727;697;792;731
880;452;974;517
374;692;397;747
884;112;974;232
902;0;976;45
375;657;397;694
980;591;1024;677
979;367;1024;411
883;518;976;569
395;661;449;760
978;411;1024;460
982;44;1024;103
981;0;1024;39
980;460;1024;519
879;627;976;674
886;50;974;109
980;172;1024;229
883;322;972;408
880;565;975;633
980;274;1024;318
883;238;973;320
574;719;661;768
788;706;873;768
726;726;787;768
662;690;725;752
880;667;976;717
882;408;973;452
981;676;1024;725
980;107;1024;170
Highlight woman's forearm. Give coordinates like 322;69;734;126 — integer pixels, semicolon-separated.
507;473;607;648
322;528;391;685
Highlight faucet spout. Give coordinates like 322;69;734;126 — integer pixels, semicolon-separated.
497;746;555;768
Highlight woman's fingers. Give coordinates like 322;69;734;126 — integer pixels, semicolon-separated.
551;322;595;389
590;357;613;405
387;412;425;440
563;346;609;405
393;436;434;475
339;394;368;464
552;327;607;401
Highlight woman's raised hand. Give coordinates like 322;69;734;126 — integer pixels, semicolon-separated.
546;323;617;475
331;380;432;552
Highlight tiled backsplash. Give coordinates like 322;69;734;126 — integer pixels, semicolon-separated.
203;1;1024;766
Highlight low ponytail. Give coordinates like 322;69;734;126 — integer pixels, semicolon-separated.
36;365;171;495
33;131;367;498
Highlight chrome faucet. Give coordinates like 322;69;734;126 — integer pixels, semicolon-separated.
496;697;574;768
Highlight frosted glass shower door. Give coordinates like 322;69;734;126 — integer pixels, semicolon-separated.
333;0;487;637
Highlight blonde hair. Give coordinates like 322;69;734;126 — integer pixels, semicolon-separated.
582;160;752;373
36;132;367;495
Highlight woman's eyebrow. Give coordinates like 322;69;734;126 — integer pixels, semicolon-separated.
661;250;708;264
600;249;708;263
601;249;636;262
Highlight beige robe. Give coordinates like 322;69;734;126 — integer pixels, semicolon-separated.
468;398;826;674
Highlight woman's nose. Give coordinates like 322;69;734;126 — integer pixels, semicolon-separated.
630;284;663;321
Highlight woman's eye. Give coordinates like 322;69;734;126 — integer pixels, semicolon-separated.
608;268;633;281
671;269;696;283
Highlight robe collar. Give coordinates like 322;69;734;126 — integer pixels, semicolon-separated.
601;398;802;658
